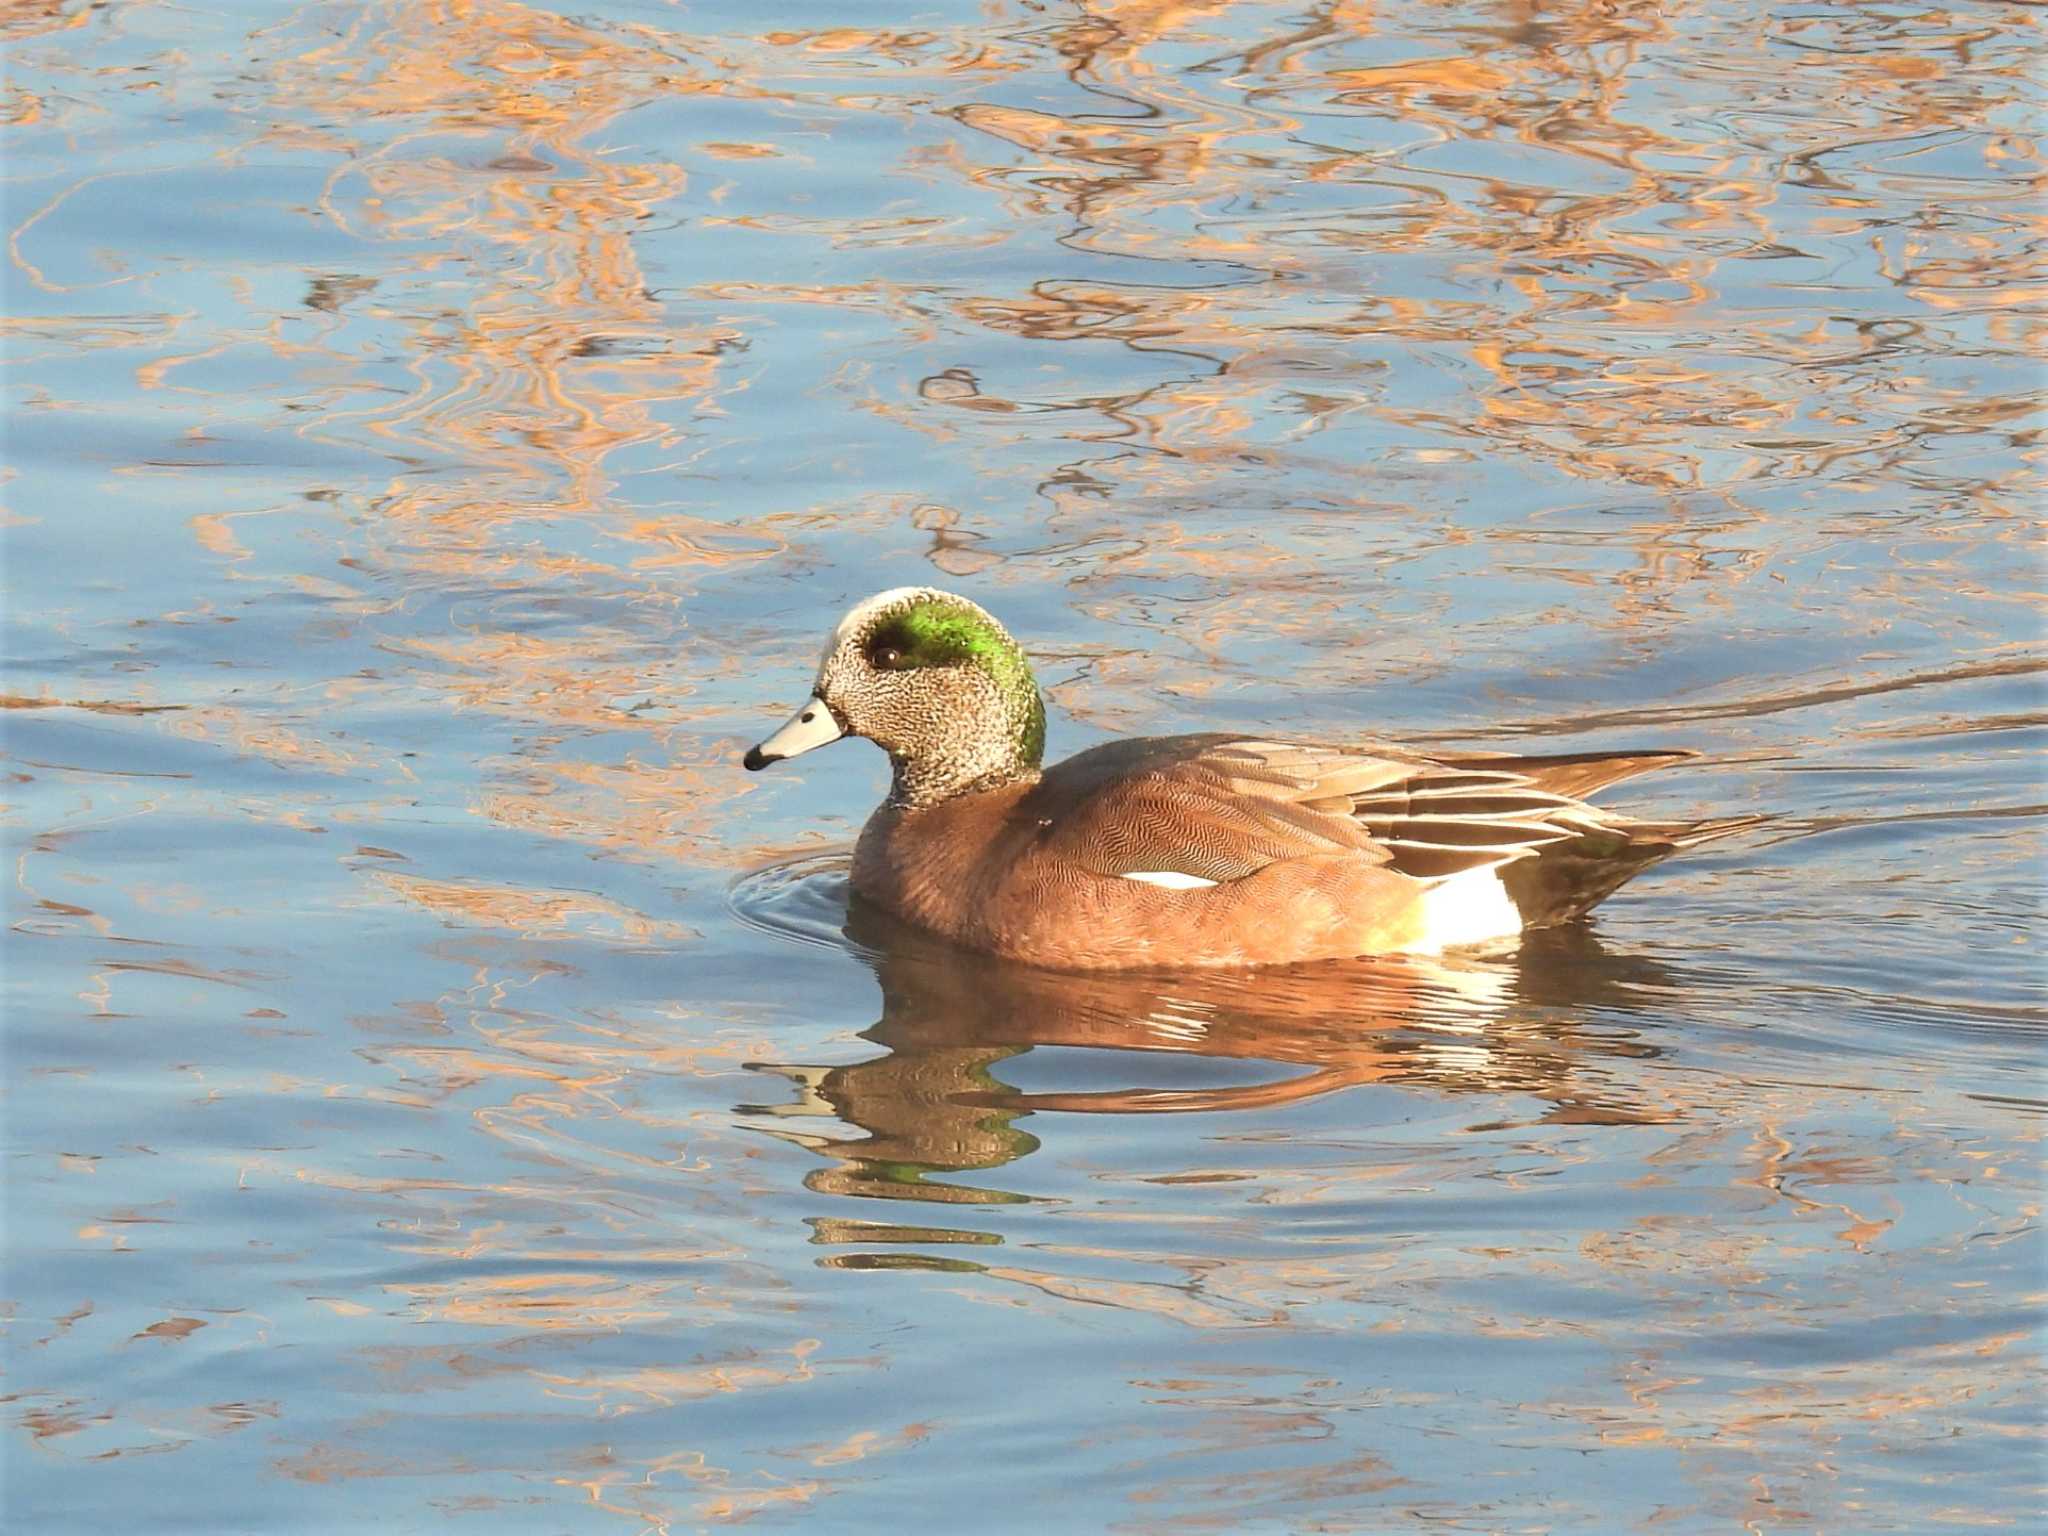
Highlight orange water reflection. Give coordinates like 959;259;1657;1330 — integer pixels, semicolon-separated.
19;0;2029;847
6;0;2043;1529
747;905;1682;1244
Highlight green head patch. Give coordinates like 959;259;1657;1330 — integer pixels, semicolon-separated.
863;595;1046;766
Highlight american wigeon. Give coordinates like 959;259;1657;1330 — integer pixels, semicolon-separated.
743;587;1759;970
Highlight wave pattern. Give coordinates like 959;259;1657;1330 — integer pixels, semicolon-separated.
3;0;2042;1531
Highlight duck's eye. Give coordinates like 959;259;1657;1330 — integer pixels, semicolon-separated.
872;645;904;669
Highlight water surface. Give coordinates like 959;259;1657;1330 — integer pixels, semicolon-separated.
4;0;2043;1530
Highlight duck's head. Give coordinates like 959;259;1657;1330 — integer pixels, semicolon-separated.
743;587;1046;806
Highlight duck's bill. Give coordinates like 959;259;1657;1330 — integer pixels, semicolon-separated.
743;695;844;770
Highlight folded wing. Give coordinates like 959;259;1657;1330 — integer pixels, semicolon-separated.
1042;735;1629;886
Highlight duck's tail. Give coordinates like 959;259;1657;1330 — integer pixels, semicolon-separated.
1499;811;1770;928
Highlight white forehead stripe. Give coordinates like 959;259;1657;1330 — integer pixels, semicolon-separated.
830;586;948;647
1119;870;1219;890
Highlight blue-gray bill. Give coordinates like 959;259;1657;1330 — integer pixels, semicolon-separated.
744;695;843;770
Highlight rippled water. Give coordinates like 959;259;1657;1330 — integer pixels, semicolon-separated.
4;0;2043;1529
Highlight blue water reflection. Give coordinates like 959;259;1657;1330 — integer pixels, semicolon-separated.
4;0;2041;1529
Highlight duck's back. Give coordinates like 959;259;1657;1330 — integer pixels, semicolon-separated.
852;734;1752;970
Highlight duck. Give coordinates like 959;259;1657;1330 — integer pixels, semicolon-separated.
742;587;1760;971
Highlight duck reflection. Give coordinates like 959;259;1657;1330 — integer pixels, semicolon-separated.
739;875;1677;1267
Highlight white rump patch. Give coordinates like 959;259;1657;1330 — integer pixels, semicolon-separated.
1119;870;1220;890
1411;867;1522;952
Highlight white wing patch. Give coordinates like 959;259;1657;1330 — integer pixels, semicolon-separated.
1410;867;1522;952
1119;870;1221;890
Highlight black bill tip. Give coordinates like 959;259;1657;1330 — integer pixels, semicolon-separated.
742;745;778;772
